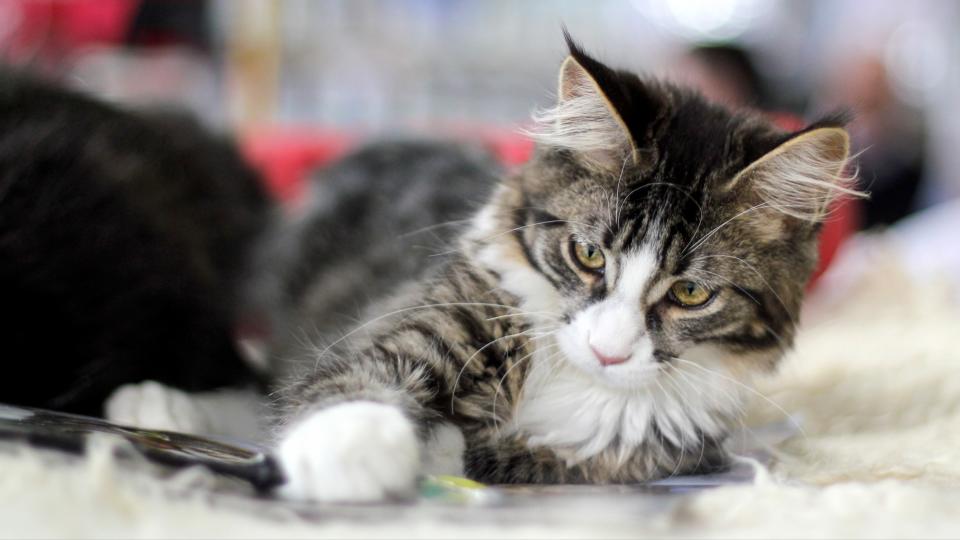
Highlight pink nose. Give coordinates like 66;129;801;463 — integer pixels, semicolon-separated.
591;345;630;366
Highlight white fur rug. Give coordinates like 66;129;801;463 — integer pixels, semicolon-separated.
3;228;960;538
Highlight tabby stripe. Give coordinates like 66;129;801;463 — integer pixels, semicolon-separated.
512;217;545;276
529;208;564;228
446;306;507;371
623;215;647;251
729;286;780;328
393;322;460;385
371;339;452;421
713;330;780;350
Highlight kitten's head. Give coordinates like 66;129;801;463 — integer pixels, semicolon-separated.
481;35;861;391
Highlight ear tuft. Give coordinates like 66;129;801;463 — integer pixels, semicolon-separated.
729;127;865;222
523;56;636;171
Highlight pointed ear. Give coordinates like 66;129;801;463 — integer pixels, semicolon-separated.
526;54;639;171
725;127;863;223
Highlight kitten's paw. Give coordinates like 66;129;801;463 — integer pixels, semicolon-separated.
104;380;207;434
276;401;420;502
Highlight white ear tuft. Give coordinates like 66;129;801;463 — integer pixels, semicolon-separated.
731;127;865;222
522;56;634;166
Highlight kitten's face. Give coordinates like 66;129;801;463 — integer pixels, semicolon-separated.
498;43;855;391
518;153;804;389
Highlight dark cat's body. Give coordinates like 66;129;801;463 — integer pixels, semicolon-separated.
271;36;860;501
0;71;270;415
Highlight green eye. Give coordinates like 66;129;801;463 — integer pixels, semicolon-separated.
572;241;605;272
670;280;712;307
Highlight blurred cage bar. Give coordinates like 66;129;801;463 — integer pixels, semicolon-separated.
1;0;958;218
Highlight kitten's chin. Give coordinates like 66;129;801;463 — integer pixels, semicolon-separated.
592;363;661;390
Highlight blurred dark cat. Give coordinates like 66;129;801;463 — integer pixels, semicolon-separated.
116;138;501;437
0;70;271;416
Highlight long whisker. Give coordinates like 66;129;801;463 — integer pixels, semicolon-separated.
396;218;474;239
613;154;630;227
684;199;707;257
486;311;561;322
669;364;764;459
312;302;532;371
682;201;774;257
431;218;603;258
449;327;557;414
693;270;794;350
689;254;794;323
491;340;559;435
647;375;669;461
509;346;568;427
697;268;763;306
671;357;806;440
665;367;716;477
667;363;747;426
656;370;689;478
752;322;792;357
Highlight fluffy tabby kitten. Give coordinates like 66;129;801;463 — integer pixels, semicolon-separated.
271;37;860;501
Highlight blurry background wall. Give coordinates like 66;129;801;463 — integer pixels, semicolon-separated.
1;0;957;227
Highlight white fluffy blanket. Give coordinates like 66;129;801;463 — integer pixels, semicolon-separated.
3;230;959;538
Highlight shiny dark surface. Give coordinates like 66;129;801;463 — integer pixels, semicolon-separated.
0;403;283;491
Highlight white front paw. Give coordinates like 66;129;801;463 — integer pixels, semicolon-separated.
104;380;208;434
276;401;420;502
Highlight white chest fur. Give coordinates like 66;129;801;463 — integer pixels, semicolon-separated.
513;342;743;462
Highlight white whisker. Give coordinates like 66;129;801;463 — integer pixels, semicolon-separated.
491;341;560;436
682;201;773;257
430;218;603;258
613;154;630;227
311;302;531;371
396;218;474;239
486;311;561;322
450;326;556;413
670;357;806;440
689;254;794;323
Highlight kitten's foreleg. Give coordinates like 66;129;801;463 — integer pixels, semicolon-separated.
273;352;446;502
275;400;422;502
